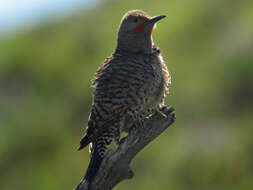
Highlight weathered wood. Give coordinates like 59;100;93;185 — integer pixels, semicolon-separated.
75;106;175;190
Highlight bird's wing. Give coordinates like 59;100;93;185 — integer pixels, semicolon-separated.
79;54;155;149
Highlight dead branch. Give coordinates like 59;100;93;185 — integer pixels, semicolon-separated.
75;106;175;190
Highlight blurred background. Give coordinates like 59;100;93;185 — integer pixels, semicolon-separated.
0;0;253;189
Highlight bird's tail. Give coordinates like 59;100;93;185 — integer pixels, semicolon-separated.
84;143;103;188
78;134;92;151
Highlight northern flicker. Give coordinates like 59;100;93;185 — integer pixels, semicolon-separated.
78;10;171;185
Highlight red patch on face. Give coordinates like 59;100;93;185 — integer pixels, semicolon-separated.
133;24;154;35
133;23;145;32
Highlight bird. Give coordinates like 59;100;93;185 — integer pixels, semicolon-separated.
78;9;171;186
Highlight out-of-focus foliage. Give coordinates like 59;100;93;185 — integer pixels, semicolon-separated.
0;0;253;189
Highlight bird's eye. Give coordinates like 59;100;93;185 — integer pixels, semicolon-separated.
133;18;138;23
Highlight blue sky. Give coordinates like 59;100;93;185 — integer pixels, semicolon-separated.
0;0;96;33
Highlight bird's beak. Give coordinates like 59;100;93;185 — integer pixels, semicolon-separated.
146;15;166;25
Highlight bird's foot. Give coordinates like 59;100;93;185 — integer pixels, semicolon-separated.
159;106;174;115
157;106;176;122
119;136;127;145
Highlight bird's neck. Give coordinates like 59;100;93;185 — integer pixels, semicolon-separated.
116;35;153;54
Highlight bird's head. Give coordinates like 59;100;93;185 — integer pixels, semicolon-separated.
117;10;166;54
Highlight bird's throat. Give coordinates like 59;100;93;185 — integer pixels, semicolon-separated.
117;29;153;54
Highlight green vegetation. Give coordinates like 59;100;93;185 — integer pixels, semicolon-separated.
1;0;253;189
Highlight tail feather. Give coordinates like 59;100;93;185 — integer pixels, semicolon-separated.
78;135;91;151
84;144;103;188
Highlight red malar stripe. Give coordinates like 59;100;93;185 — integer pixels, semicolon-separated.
133;23;145;32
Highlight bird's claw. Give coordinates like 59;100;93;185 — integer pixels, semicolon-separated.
159;106;174;116
156;106;176;123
